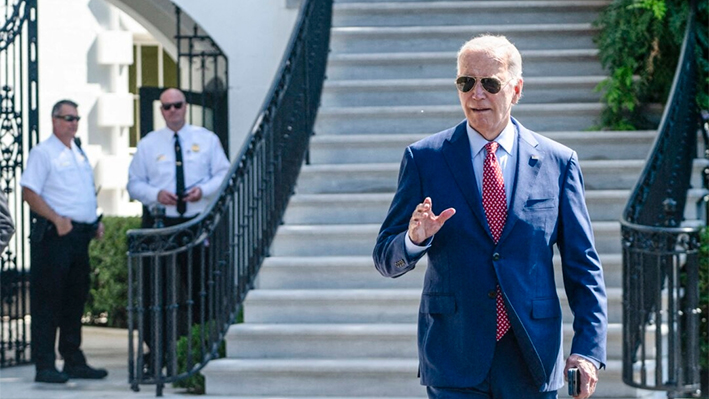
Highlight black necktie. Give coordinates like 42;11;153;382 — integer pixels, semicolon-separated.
174;132;186;216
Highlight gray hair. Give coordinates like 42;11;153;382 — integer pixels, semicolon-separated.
51;99;78;117
457;35;523;80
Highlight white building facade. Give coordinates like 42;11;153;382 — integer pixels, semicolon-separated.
38;0;300;216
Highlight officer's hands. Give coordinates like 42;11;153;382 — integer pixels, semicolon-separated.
564;354;598;399
408;197;455;245
157;189;178;206
54;216;73;237
183;187;202;202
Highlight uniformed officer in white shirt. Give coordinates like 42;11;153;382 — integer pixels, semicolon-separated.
21;99;108;383
126;88;229;370
127;88;230;222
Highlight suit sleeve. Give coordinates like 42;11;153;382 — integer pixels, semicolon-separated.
557;151;608;367
373;147;427;278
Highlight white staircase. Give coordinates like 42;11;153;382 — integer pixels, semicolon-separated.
201;1;695;397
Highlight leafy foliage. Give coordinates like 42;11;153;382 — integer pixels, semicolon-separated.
593;0;709;129
84;216;141;328
172;322;226;394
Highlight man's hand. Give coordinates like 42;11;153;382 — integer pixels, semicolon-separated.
408;197;455;245
183;186;202;202
564;354;598;399
54;216;73;237
157;189;178;206
95;222;105;240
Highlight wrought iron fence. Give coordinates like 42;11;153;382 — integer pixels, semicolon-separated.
620;1;705;397
126;0;333;395
0;0;38;369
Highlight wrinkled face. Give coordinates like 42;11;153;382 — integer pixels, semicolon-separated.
457;48;523;141
159;89;187;131
52;104;79;141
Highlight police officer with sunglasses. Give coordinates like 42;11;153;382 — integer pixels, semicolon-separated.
21;99;108;383
127;88;229;372
374;35;607;399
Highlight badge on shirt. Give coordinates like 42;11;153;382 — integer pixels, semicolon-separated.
156;154;166;162
191;144;200;152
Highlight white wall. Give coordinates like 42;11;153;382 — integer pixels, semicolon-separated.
35;0;300;216
172;0;299;158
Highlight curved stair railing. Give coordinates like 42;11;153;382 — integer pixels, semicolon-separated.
620;1;705;397
125;0;333;395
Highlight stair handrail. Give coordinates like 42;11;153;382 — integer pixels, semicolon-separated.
620;0;704;396
125;0;333;395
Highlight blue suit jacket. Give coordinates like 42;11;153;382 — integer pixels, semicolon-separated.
373;118;607;392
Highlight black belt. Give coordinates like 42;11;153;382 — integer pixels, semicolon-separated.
71;220;98;232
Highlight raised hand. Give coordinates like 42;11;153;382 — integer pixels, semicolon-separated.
408;197;456;245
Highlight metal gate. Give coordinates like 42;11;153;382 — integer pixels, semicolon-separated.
0;0;39;368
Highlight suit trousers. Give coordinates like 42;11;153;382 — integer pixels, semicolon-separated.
30;224;94;371
426;331;558;399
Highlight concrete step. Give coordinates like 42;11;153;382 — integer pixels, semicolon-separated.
330;24;598;54
309;131;658;164
315;103;604;134
296;159;707;194
283;189;707;225
321;76;605;107
256;253;624;290
332;1;610;27
241;287;623;324
201;357;657;398
224;322;626;360
269;221;622;256
326;49;605;80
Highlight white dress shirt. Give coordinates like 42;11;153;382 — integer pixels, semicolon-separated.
21;134;98;223
127;124;230;218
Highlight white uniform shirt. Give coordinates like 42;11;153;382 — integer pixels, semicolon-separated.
127;124;230;218
20;134;98;223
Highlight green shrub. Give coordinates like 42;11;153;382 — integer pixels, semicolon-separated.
84;216;141;328
173;322;226;394
593;0;709;130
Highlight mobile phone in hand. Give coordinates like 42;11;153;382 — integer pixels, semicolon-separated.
568;367;580;396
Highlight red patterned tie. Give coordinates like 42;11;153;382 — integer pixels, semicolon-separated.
482;142;510;341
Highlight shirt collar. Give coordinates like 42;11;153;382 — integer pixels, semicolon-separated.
48;133;73;151
466;119;516;158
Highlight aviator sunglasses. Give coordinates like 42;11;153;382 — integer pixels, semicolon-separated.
455;76;509;94
161;101;185;111
53;115;81;122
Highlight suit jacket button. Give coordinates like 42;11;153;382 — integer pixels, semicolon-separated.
488;290;497;299
492;253;501;261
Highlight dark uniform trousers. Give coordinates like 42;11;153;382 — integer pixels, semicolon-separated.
30;222;95;371
141;215;210;359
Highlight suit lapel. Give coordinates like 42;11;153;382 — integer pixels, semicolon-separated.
442;121;490;237
499;120;543;244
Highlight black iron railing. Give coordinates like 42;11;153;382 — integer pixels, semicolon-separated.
620;1;705;397
126;0;333;395
0;0;38;369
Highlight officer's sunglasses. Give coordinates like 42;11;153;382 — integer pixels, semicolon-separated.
161;101;185;111
455;76;510;94
53;115;81;122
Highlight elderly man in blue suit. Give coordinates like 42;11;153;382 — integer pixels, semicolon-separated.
373;35;607;399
